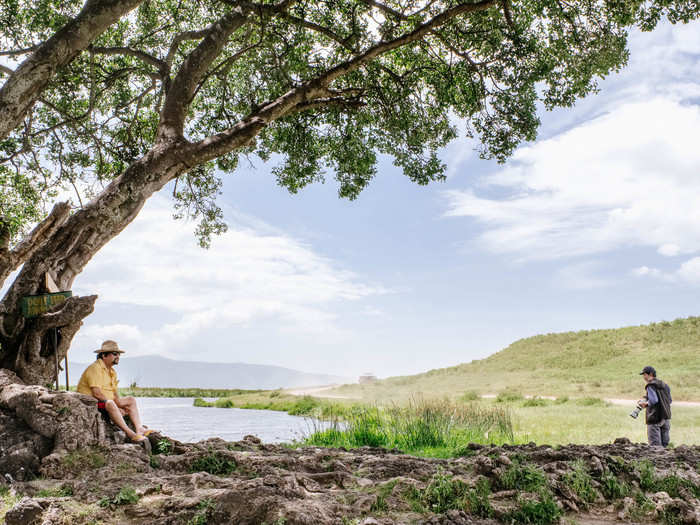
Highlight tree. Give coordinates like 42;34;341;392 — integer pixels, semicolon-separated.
1;0;698;385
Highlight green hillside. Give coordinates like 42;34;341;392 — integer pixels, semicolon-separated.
332;317;700;402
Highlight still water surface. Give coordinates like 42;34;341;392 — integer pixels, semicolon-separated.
137;397;316;443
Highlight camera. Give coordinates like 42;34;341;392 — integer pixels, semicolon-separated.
629;399;645;419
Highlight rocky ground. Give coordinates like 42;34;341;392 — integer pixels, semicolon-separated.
2;369;700;525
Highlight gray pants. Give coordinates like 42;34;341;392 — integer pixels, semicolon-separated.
647;419;671;447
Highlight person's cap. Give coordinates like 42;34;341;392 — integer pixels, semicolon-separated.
94;340;126;354
639;365;656;376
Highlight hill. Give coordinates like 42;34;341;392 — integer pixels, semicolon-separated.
330;316;700;402
68;355;351;390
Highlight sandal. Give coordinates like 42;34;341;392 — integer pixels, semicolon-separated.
129;434;147;443
143;429;157;437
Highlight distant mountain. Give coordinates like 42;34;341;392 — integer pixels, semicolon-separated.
68;355;352;390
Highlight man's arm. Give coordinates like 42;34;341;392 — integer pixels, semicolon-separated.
646;387;659;405
90;386;108;402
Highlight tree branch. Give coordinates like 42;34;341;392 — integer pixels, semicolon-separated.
190;0;497;162
90;46;167;75
0;202;72;286
0;0;144;141
157;11;250;141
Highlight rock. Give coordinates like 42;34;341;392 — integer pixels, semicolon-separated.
4;497;44;525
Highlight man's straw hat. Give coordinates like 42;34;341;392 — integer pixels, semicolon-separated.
94;340;126;354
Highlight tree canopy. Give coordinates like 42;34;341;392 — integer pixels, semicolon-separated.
0;0;697;384
1;0;695;246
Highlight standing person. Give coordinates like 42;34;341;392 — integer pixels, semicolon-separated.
638;366;672;447
77;340;152;443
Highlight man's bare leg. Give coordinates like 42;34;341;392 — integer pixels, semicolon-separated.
104;400;142;440
116;396;146;434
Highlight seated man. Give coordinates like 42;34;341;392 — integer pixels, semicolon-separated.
77;340;151;443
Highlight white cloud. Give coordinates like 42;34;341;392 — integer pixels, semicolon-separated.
72;196;387;358
73;324;145;354
677;257;700;285
444;98;700;261
555;261;613;290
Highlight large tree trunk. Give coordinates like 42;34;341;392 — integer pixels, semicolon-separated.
0;141;193;385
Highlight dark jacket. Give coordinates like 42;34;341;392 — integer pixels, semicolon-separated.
645;378;672;425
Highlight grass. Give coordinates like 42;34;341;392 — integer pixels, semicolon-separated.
505;490;562;525
1;486;21;523
36;485;74;498
563;460;596;507
303;397;514;456
498;462;548;492
118;386;266;398
326;316;700;402
98;486;140;507
62;447;107;471
187;498;216;525
190;451;237;475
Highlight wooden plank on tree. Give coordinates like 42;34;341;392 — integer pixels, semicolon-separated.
21;291;72;318
44;272;59;293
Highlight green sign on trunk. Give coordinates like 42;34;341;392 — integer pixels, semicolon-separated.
21;291;72;318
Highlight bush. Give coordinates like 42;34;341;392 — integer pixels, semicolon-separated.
214;398;235;408
288;396;320;416
460;391;479;401
193;398;213;407
522;397;549;408
496;390;523;403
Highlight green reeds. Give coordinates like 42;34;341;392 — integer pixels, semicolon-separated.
303;397;513;455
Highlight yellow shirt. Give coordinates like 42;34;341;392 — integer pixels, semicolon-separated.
77;359;119;400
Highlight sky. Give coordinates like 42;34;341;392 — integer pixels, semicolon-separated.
48;19;700;379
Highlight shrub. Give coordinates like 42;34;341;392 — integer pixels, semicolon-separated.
190;451;237;475
636;460;657;491
214;398;235;408
187;498;216;525
288;396;320;416
496;390;523;403
460;391;479;402
505;491;562;525
99;486;140;507
156;438;173;455
600;471;629;500
193;398;213;407
464;478;493;518
499;463;547;492
564;460;597;506
421;470;468;514
554;396;569;404
627;491;655;521
522;397;549;408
